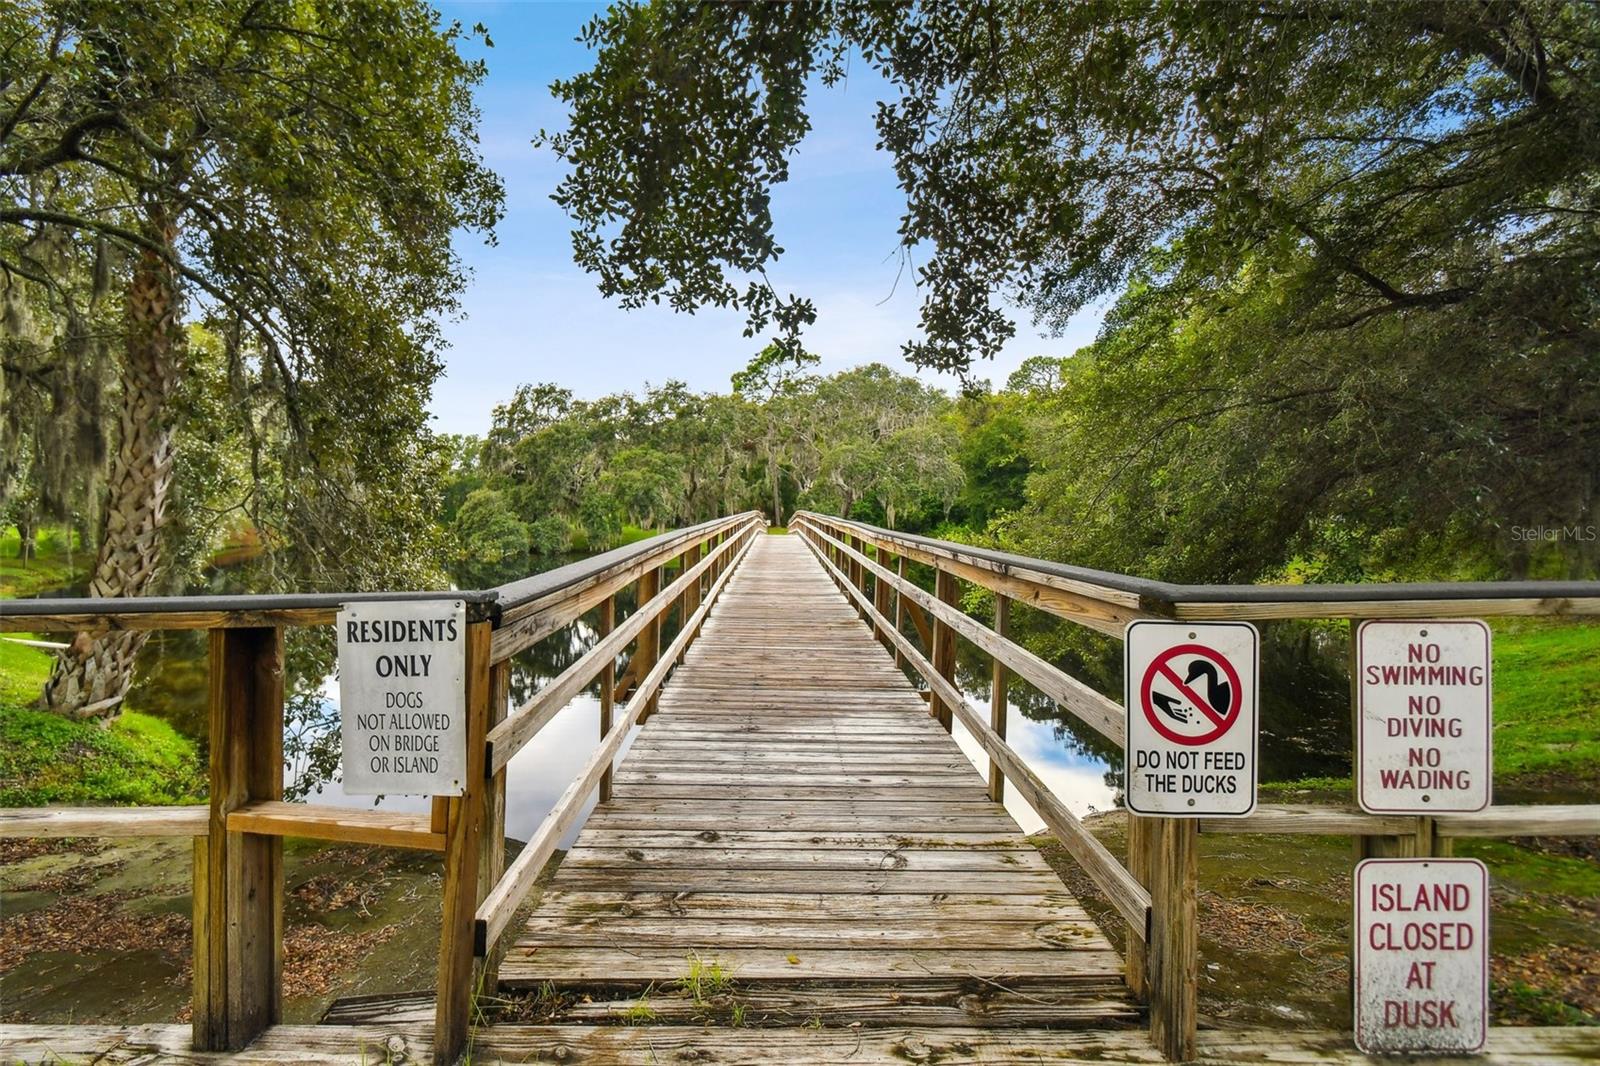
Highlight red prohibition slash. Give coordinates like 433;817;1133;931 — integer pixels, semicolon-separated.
1140;643;1244;746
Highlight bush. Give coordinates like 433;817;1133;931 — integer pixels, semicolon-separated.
528;514;573;555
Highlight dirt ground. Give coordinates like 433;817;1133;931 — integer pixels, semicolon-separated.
0;835;441;1024
1037;812;1600;1029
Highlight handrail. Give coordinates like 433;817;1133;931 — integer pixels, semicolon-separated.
0;511;764;634
792;511;1600;623
795;508;1600;1061
802;519;1125;746
473;521;762;954
485;517;763;774
0;805;210;837
794;519;1152;938
0;509;768;1062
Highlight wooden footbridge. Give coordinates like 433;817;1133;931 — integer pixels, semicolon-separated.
3;514;1599;1064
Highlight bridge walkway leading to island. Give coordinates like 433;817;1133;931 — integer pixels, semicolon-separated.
497;533;1136;1025
5;513;1599;1064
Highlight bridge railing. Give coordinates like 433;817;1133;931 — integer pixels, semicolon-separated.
791;510;1600;1062
0;510;764;1063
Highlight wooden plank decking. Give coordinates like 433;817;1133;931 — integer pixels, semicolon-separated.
7;1022;1600;1064
498;533;1134;1024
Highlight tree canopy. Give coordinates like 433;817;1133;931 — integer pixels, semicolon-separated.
2;0;503;717
538;0;1597;580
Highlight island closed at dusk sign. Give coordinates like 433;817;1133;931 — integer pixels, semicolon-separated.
337;600;467;796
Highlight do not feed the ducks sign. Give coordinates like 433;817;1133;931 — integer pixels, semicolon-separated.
1123;620;1259;818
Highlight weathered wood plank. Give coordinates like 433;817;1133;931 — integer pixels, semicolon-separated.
0;804;209;838
225;801;444;851
503;532;1135;1036
3;1023;1596;1065
500;946;1125;984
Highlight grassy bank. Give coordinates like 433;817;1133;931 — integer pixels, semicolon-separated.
0;526;86;599
1;531;204;807
0;632;204;807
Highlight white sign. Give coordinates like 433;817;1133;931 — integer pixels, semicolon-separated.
337;600;467;796
1124;620;1258;817
1357;620;1491;814
1355;859;1488;1054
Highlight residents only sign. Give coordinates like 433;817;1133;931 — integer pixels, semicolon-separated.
337;600;467;796
1355;859;1488;1054
1124;620;1258;817
1357;620;1492;814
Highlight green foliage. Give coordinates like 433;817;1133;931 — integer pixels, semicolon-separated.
453;488;529;564
0;703;204;806
544;2;1598;382
469;363;963;535
2;0;505;599
542;1;1596;585
526;514;572;556
0;525;87;599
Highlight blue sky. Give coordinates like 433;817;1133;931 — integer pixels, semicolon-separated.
430;2;1104;435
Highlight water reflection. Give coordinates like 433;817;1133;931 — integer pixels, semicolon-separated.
948;691;1118;831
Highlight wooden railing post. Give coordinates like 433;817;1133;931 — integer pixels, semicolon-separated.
930;568;959;731
873;547;893;650
847;535;864;617
435;620;492;1064
1146;817;1198;1061
637;567;662;721
599;595;616;803
198;626;284;1051
1124;814;1151;1003
989;594;1010;803
682;542;703;623
475;658;511;993
894;555;908;671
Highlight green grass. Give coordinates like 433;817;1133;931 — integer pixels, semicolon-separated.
0;610;204;807
1486;618;1600;787
0;702;204;806
677;954;736;1004
0;634;55;705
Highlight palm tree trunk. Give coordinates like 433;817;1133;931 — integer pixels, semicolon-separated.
41;211;181;721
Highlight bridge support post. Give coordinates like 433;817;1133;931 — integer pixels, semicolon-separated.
848;536;865;617
988;594;1010;803
1145;817;1197;1061
637;567;662;721
682;543;703;625
434;620;492;1065
474;658;511;994
1124;814;1151;1002
894;555;907;670
197;627;283;1051
599;595;616;803
930;569;959;731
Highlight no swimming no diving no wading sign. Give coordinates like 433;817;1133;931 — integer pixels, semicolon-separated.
337;600;467;796
1357;620;1492;814
1124;620;1259;817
